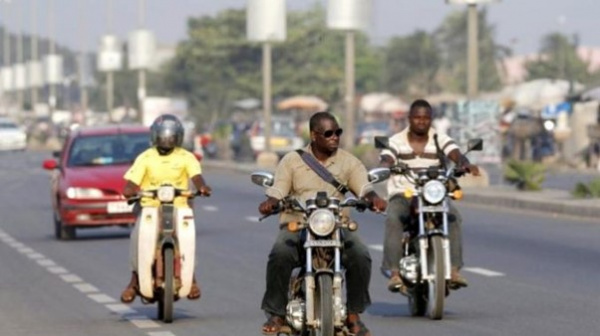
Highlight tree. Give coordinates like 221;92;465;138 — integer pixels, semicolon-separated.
163;5;383;125
435;8;509;93
525;32;590;84
384;30;441;96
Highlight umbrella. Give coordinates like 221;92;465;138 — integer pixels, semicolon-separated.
360;93;409;114
276;96;328;112
580;86;600;101
509;79;584;109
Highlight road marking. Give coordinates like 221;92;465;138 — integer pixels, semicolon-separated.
245;216;260;222
128;316;161;329
464;267;505;277
47;266;69;274
0;229;182;335
60;274;83;283
369;244;383;251
74;283;99;293
88;294;116;304
203;205;218;212
37;259;57;267
148;332;177;336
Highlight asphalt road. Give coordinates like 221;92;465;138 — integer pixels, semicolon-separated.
0;151;598;336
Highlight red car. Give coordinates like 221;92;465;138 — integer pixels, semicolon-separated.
42;124;151;240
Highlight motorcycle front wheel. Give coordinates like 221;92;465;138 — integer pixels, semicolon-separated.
158;247;174;323
312;274;334;336
427;236;445;320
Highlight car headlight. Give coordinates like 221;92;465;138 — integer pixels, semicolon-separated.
157;186;175;202
308;209;336;236
422;180;447;204
66;187;104;199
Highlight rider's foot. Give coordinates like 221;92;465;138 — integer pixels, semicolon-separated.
187;276;201;300
450;267;468;289
387;271;407;295
120;271;138;304
261;314;290;335
347;313;371;336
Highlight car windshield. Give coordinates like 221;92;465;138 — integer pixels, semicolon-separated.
67;133;150;167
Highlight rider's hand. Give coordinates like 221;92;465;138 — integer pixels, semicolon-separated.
199;185;212;196
259;198;279;215
370;196;387;213
463;164;481;177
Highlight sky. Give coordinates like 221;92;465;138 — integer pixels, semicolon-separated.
0;0;599;55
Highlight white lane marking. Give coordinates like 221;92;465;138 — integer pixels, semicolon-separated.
464;267;505;277
17;247;34;254
8;241;24;249
88;294;116;304
369;244;505;277
127;316;161;329
61;274;83;283
368;244;383;251
203;205;218;212
47;266;69;274
148;332;177;336
74;283;99;293
105;303;136;314
27;252;45;260
37;259;57;267
1;237;16;244
245;216;260;222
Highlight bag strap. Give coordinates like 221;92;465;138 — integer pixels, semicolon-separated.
295;149;348;194
433;133;448;170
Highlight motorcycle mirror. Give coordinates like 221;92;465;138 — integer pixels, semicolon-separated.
374;136;390;150
466;138;483;152
368;167;391;184
251;172;274;187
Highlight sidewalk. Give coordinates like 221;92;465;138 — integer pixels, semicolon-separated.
203;159;600;220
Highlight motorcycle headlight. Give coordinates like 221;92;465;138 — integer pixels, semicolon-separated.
66;187;103;199
157;186;175;202
308;209;336;236
422;180;446;204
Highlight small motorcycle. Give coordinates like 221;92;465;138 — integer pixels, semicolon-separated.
251;168;389;336
374;136;482;320
128;185;205;323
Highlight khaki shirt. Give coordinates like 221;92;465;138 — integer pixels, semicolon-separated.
266;144;372;224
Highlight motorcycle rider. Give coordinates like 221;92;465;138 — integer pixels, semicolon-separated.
379;99;480;294
258;111;387;336
120;114;212;304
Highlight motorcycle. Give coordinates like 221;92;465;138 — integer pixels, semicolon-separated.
251;168;389;336
374;136;482;320
127;185;205;323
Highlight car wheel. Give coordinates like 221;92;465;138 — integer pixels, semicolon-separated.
54;211;76;240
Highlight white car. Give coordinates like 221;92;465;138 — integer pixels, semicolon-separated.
249;116;304;158
0;118;27;151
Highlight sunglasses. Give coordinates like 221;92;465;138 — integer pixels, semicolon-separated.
317;128;344;138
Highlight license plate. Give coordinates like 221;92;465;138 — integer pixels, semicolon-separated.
304;240;341;248
107;201;134;214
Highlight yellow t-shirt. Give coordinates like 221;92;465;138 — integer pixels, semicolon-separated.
124;147;202;207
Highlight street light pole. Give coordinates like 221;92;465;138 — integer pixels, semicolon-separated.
262;42;272;153
106;0;113;117
137;0;146;115
30;0;38;106
344;31;356;149
467;3;478;99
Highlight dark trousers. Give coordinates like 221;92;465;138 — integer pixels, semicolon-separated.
261;228;372;316
382;195;464;272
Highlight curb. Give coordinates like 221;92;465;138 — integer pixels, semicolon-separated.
203;160;600;220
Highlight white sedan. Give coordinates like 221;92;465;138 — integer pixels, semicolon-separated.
0;118;27;151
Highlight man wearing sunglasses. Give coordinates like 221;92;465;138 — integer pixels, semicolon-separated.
257;111;387;336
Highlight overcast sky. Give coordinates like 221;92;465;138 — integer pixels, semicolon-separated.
1;0;598;55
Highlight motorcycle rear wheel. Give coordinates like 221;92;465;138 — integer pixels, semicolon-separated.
427;236;445;320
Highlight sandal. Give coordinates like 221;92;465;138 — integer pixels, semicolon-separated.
262;315;291;335
347;319;371;336
387;274;408;296
187;281;201;300
120;286;137;304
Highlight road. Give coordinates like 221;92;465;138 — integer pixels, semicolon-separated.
0;151;598;336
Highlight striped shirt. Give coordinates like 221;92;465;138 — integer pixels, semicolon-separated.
380;127;458;197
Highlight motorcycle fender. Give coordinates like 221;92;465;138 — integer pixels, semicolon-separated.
138;207;159;299
175;207;196;298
